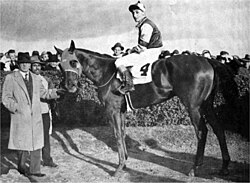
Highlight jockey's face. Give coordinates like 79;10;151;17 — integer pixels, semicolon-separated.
131;9;145;22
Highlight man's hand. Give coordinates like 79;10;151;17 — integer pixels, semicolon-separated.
56;88;67;101
56;88;67;95
130;46;143;54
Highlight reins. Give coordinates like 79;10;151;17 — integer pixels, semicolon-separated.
96;72;116;88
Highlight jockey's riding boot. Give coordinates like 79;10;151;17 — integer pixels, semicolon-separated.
118;70;135;94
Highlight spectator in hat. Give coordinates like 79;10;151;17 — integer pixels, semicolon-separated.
111;42;125;58
159;50;171;59
2;52;65;178
30;55;58;168
44;55;61;71
41;51;49;62
182;50;192;55
32;50;40;57
241;54;250;69
2;49;18;71
218;51;233;64
115;1;163;94
202;50;212;59
9;50;18;71
171;49;179;56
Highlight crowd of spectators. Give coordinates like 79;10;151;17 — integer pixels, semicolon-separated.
0;49;61;72
159;49;250;74
109;42;250;72
1;47;249;74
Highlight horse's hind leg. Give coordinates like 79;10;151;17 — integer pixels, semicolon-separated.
188;108;208;176
206;105;230;175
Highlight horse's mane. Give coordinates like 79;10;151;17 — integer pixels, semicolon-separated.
76;48;117;74
77;48;116;61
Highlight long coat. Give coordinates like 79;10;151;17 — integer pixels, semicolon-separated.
2;71;59;151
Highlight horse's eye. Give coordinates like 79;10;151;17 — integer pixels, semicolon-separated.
70;60;78;68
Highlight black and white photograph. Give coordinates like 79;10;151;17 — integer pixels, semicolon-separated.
0;0;249;182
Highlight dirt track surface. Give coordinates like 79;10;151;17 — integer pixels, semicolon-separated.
1;125;249;182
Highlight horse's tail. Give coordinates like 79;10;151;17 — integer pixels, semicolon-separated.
208;59;239;102
208;58;240;131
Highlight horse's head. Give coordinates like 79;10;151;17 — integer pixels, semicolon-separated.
58;40;83;93
58;40;118;92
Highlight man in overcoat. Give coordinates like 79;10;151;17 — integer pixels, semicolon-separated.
2;52;63;177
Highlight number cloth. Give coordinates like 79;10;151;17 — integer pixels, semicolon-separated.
115;47;162;84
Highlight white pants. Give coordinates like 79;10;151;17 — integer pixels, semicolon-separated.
115;48;162;72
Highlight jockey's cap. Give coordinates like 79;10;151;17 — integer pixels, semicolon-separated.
129;1;146;13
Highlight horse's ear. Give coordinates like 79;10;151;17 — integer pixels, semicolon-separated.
54;46;63;55
68;40;75;54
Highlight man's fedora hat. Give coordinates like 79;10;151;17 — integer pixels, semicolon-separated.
30;55;44;65
47;55;60;62
129;1;146;13
220;51;233;60
202;50;210;55
220;51;229;56
17;52;31;63
32;50;40;56
111;42;124;51
241;54;250;62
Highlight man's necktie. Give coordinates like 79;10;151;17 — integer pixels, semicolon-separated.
25;74;28;82
24;73;32;101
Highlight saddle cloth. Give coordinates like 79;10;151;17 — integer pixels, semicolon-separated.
117;48;161;85
132;60;154;85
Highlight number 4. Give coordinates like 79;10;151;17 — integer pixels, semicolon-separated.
140;63;150;76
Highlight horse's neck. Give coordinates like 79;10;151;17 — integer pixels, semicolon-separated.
80;53;116;85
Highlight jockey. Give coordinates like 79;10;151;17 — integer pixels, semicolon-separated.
115;1;163;94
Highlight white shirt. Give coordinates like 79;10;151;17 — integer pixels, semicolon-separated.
140;23;153;49
19;71;29;80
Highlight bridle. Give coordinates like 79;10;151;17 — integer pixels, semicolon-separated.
96;72;116;88
61;52;116;89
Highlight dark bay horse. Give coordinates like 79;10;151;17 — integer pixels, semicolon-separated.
58;40;238;177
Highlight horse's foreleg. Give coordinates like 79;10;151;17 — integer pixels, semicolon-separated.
188;115;208;176
112;112;127;176
121;112;128;161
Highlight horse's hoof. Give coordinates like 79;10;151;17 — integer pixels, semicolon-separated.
188;168;196;177
113;165;126;177
218;169;229;176
123;164;127;170
113;170;123;177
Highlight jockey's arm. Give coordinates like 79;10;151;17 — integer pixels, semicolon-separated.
131;23;153;53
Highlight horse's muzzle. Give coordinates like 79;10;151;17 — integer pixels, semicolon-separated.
64;71;79;93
